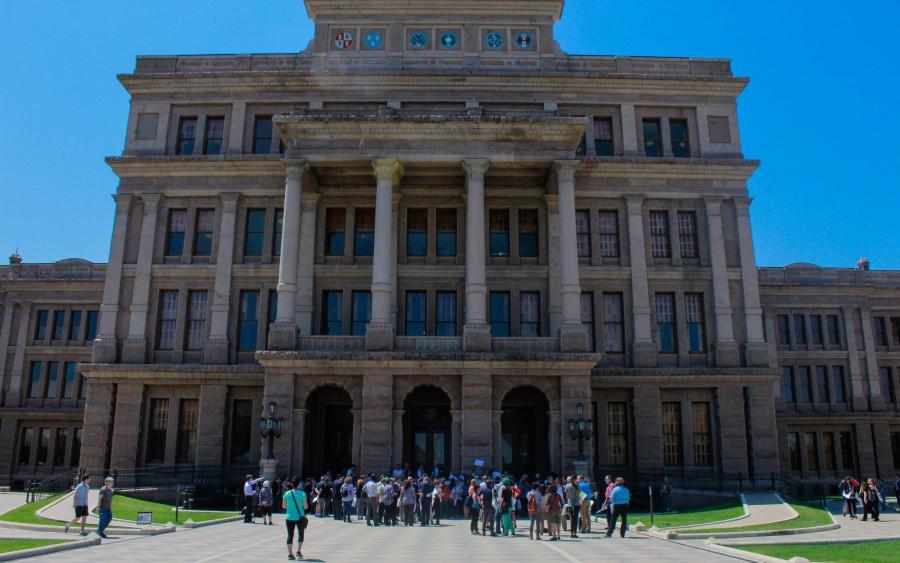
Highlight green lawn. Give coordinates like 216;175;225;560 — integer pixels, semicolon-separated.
738;540;900;563
631;498;744;528
0;494;68;526
679;502;832;534
0;539;69;554
110;495;238;525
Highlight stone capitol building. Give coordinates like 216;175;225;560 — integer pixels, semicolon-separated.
1;0;898;490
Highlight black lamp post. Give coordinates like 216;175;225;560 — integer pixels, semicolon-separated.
567;403;592;462
258;401;285;460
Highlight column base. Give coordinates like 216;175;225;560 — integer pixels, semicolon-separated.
203;338;230;364
365;322;394;351
633;341;657;368
259;457;279;481
91;338;118;363
559;324;590;353
714;341;740;367
463;324;491;352
571;459;591;480
267;322;298;351
121;337;147;364
744;341;770;367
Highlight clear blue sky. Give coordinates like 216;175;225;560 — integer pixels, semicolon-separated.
1;0;897;268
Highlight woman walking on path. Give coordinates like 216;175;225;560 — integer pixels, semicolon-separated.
95;476;115;539
283;478;309;561
468;479;481;534
259;481;275;525
862;478;881;522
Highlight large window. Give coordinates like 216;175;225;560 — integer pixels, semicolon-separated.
176;399;199;463
777;315;791;346
832;366;846;403
489;292;511;337
325;208;346;256
826;315;841;346
642;119;662;156
71;429;82;467
598;211;620;258
782;367;796;403
882;367;896;403
193;208;214;257
351;291;371;336
157;290;178;350
518;209;539;258
34;310;48;340
692;402;712;466
649;211;671;258
238;290;259;350
815;366;830;403
797;366;812;403
787;432;801;471
203;116;224;155
85;311;98;341
793;315;807;345
146;398;169;463
68;311;82;341
54;429;67;467
354;208;375;257
186;290;208;351
18;428;33;465
519;292;540;337
252;115;273;154
840;431;854;469
406;209;427;257
655;293;676;353
594;117;614;156
166;209;187;256
810;315;823;346
685;293;705;353
230;399;253;462
823;432;837;471
603;293;624;353
489;209;510;257
28;361;42;399
581;293;595;352
436;208;457;257
805;432;819;471
176;117;197;155
575;210;591;257
273;209;284;257
669;119;690;157
607;402;628;465
405;291;426;336
874;317;888;346
44;362;59;399
62;362;77;400
36;428;50;465
244;209;266;257
322;291;343;335
662;402;683;466
677;211;698;258
435;292;457;336
52;310;66;340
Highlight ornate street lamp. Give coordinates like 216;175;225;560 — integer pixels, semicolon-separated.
258;401;285;460
567;403;593;462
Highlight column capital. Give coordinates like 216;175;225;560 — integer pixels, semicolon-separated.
624;194;644;210
553;159;579;179
734;196;753;215
111;193;133;207
301;191;321;211
462;158;490;177
220;192;241;211
282;159;309;178
543;193;559;208
704;196;724;214
373;158;403;184
141;193;162;207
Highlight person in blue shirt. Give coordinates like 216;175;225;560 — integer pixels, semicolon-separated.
282;478;309;561
577;476;593;533
606;477;631;538
65;474;91;536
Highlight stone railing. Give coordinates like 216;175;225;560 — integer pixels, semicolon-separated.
492;337;559;353
395;336;462;353
297;335;365;352
758;267;900;289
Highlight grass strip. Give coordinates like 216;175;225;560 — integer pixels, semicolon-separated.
679;502;832;534
111;494;238;525
0;539;69;554
737;539;900;563
631;498;743;528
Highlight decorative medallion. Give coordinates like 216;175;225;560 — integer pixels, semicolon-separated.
409;31;429;49
439;31;458;50
485;31;504;50
515;31;533;50
364;31;383;50
334;31;353;50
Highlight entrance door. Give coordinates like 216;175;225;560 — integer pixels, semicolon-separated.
501;386;550;477
304;386;353;477
404;386;451;474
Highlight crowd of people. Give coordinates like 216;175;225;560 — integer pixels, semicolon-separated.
838;475;900;522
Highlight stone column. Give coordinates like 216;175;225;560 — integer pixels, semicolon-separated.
460;372;492;470
292;408;308;476
734;198;768;366
361;373;394;473
748;383;780;475
122;194;161;364
450;409;462;473
633;385;663;469
491;410;503;470
843;307;868;411
366;159;403;351
351;408;361;470
555;161;589;352
260;372;294;477
0;304;14;406
80;380;116;470
462;160;491;352
625;196;655;367
295;193;320;336
859;307;884;410
6;305;31;407
392;409;404;467
196;384;228;466
109;382;144;470
269;160;308;351
548;409;561;472
717;384;748;474
705;198;739;366
545;195;562;335
94;194;132;363
205;193;239;364
390;194;402;327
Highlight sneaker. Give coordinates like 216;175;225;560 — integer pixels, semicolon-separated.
288;555;295;561
64;523;70;534
98;533;109;539
79;531;88;537
296;552;303;560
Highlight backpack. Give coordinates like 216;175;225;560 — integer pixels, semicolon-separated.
527;494;538;514
548;492;562;512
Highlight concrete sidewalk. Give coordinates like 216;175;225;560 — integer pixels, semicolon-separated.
688;493;796;530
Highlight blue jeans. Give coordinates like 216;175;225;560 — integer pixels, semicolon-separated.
98;508;112;535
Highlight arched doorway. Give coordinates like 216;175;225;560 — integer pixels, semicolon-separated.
403;386;451;474
501;386;550;477
304;386;353;477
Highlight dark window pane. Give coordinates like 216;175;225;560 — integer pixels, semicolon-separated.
798;366;812;402
325;208;346;256
322;291;343;335
826;315;841;346
354;208;375;257
575;210;591;257
406;208;427;257
435;292;457;336
643;119;662;157
68;311;82;341
685;293;705;353
810;315;823;345
594;117;614;156
252;115;273;154
28;361;42;399
34;310;48;340
186;290;208;351
489;209;510;257
816;366;830;403
436;209;457;257
777;315;791;346
351;292;371;335
782;366;795;403
52;310;66;340
176;399;198;463
204;117;224;155
833;366;846;403
670;119;690;158
166;209;187;256
19;428;33;465
146;398;169;463
655;293;676;353
405;291;426;336
489;292;510;337
244;209;266;256
598;210;620;258
62;362;76;400
519;292;540;336
649;211;671;258
518;209;538;258
36;428;50;465
662;402;683;466
677;212;698;258
873;317;887;346
85;311;98;341
882;367;896;403
193;208;215;256
238;291;259;350
176;117;197;155
71;429;82;467
793;315;807;345
45;362;59;399
603;293;624;353
53;429;67;467
787;432;801;471
230;399;253;462
157;290;178;350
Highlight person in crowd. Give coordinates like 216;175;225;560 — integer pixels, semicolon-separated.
468;478;482;534
606;477;631;538
840;476;859;519
480;477;496;536
602;475;615;530
400;478;417;526
340;477;356;523
564;476;580;538
526;482;543;540
355;477;366;520
419;476;434;526
283;478;309;561
876;479;888;512
499;478;515;536
65;473;91;536
259;481;275;526
432;478;444;524
862;478;881;522
365;474;380;526
332;477;343;521
243;474;264;523
95;476;115;539
379;478;395;526
543;481;563;541
577;475;592;533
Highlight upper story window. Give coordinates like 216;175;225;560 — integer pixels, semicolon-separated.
893;318;900;346
519;292;540;336
603;293;624;353
655;293;676;353
832;366;846;403
677;212;698;258
782;367;795;403
193;209;214;257
34;310;48;341
518;209;538;258
244;209;266;257
826;314;841;346
186;290;208;351
649;211;671;258
166;209;187;256
810;315;824;345
325;208;346;256
176;399;199;464
793;314;807;346
203;117;225;155
670;119;690;157
322;290;343;335
685;293;705;353
146;398;169;463
176;117;197;155
351;291;372;336
436;208;457;257
45;362;59;399
594;117;614;156
354;208;375;257
581;293;595;352
815;366;830;402
157;290;179;350
52;310;66;340
575;210;591;257
489;292;511;337
405;291;426;336
642;119;662;157
68;311;82;341
406;209;427;257
797;366;812;402
489;209;510;257
873;317;887;346
776;314;791;346
435;292;457;336
598;211;620;258
273;209;284;257
85;311;98;341
881;367;896;403
252;115;273;154
662;402;683;466
692;402;712;466
62;362;77;400
238;290;259;350
28;362;42;399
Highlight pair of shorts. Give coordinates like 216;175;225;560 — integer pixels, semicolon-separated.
548;512;562;525
74;506;89;518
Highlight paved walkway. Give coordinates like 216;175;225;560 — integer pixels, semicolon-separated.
684;492;796;530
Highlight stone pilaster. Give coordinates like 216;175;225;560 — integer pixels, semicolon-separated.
269;161;308;351
854;423;877;478
747;382;780;475
633;385;662;469
260;372;294;476
491;410;502;470
6;305;31;407
292;408;308;476
460;372;492;470
109;383;144;470
366;159;403;351
295;192;320;336
0;304;14;406
226;102;247;154
462;160;491;352
871;422;894;479
94;193;132;363
859;307;884;410
625;196;655;367
392;409;404;467
843;307;868;411
196;384;228;466
205;193;239;364
734;198;768;366
451;409;462;472
361;373;394;473
554;161;589;352
0;419;18;483
717;384;748;474
705;197;739;366
123;194;161;364
545;195;562;336
548;409;561;472
620;104;639;156
80;380;115;470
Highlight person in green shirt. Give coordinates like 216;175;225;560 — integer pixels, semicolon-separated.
282;478;309;560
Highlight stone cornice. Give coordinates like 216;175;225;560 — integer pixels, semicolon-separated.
80;363;265;382
305;0;564;20
106;156;285;178
578;157;760;182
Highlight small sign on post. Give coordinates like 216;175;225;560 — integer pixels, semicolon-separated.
136;512;152;526
473;458;485;468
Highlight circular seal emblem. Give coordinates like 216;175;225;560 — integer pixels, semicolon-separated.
485;31;504;49
409;31;428;49
364;31;383;50
440;31;458;49
515;32;533;49
334;31;353;49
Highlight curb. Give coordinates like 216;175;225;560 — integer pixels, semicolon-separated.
0;538;100;562
700;541;797;563
671;522;840;540
0;520;176;536
182;515;244;529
